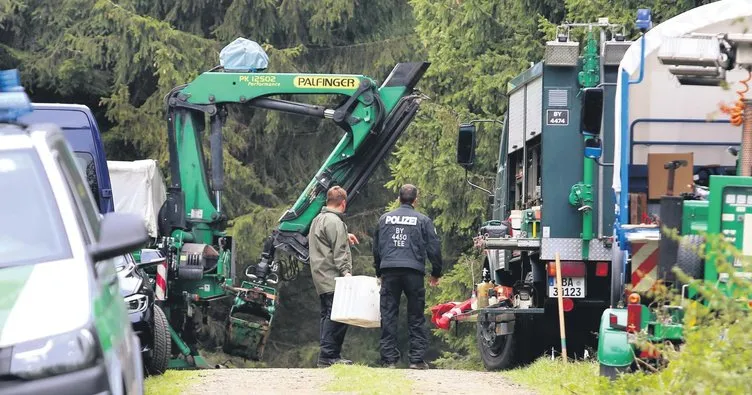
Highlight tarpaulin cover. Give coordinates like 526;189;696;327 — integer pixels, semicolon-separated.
430;302;458;330
430;298;473;330
107;160;167;238
219;37;269;71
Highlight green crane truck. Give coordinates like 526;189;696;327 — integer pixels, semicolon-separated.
124;39;429;368
596;2;752;378
453;18;633;370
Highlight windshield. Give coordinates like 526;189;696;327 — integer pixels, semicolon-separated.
0;148;72;267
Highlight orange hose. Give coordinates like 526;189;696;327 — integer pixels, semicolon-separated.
720;70;752;127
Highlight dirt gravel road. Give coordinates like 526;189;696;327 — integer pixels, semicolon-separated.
404;369;534;395
184;367;536;395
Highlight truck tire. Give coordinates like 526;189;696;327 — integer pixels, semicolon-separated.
476;319;516;371
676;235;705;282
146;305;171;376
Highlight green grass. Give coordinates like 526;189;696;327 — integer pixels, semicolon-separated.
144;370;200;395
324;364;413;395
502;358;606;395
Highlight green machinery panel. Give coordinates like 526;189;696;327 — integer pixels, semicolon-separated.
539;64;617;239
682;200;709;235
705;175;752;295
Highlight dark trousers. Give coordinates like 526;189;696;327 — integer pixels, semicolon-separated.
379;269;428;364
319;292;348;360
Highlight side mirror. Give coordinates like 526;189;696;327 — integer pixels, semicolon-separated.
457;123;477;170
580;87;604;135
89;213;149;262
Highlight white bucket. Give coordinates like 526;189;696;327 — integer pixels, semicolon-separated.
330;275;381;328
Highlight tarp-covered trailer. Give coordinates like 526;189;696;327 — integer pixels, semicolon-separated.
107;159;167;239
598;0;752;378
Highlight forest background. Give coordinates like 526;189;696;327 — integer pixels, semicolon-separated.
0;0;714;368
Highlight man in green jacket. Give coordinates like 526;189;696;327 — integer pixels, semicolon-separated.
309;186;359;368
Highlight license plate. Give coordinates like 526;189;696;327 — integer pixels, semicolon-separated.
548;277;585;298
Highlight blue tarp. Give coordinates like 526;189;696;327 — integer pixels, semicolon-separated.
219;38;269;72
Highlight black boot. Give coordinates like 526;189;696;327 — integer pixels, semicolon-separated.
408;361;429;370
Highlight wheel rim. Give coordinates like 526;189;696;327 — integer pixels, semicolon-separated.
479;322;508;357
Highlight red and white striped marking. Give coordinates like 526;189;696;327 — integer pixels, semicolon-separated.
155;259;167;301
629;239;660;293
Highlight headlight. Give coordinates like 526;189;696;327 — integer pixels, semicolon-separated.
124;294;148;314
10;328;98;379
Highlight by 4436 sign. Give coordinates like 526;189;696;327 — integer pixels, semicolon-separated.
546;109;569;126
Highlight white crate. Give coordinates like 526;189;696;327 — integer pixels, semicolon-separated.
330;276;381;328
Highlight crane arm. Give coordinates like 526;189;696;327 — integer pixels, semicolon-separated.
160;62;430;284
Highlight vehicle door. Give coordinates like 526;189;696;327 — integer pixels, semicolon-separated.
51;139;141;394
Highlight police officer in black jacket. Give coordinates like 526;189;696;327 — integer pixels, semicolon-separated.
373;184;443;369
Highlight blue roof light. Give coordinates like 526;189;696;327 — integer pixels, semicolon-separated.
0;69;23;91
0;69;32;123
636;9;652;32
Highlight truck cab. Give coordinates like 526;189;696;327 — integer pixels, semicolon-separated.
455;20;634;371
18;104;113;214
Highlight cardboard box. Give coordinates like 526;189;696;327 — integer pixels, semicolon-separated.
647;153;694;200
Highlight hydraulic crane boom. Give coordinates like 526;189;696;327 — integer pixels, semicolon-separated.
163;62;429;280
257;63;431;281
155;55;429;365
